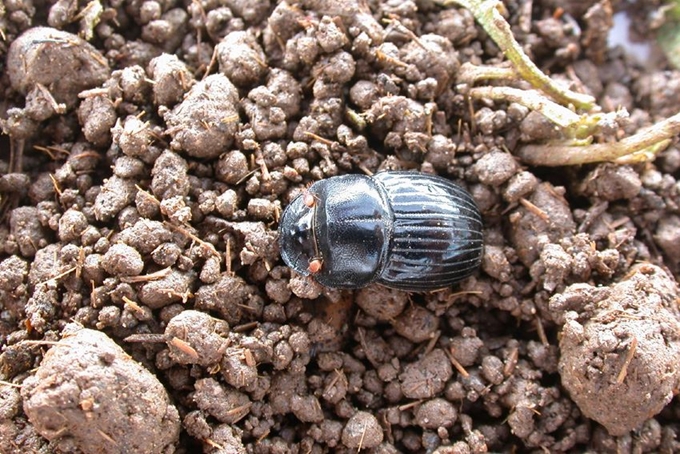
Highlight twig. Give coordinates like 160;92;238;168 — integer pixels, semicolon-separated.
616;337;638;384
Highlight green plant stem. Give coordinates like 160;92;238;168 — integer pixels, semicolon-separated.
444;0;596;110
517;112;680;166
468;86;581;128
457;62;517;85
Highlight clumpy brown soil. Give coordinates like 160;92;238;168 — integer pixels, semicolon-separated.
1;0;680;453
21;325;180;454
554;264;680;437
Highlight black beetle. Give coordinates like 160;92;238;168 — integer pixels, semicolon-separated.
278;171;483;291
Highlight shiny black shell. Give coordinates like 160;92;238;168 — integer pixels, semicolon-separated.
279;171;483;291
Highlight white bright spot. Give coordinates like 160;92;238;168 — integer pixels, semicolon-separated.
608;11;653;63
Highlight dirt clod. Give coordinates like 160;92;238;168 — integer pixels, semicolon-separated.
193;377;251;424
400;349;453;399
216;31;268;88
9;206;46;257
21;326;180;454
164;74;239;159
101;243;144;276
148;53;195;108
341;410;384;449
553;264;680;435
356;285;408;320
7;27;110;109
415;397;458;430
165;310;229;367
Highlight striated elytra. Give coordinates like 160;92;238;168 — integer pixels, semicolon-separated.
279;171;484;291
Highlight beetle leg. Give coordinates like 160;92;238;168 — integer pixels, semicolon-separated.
308;190;323;265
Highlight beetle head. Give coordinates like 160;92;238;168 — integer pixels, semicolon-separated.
279;193;319;276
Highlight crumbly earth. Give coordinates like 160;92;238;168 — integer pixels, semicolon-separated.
20;325;180;454
1;0;680;453
553;264;680;437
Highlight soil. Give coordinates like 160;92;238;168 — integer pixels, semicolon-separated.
1;0;680;453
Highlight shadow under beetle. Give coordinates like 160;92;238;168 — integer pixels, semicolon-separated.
279;171;484;291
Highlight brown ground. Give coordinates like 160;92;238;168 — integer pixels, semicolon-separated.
1;0;680;453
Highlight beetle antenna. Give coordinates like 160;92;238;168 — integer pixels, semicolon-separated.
308;258;323;274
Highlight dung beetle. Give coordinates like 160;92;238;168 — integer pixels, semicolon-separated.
279;171;483;291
